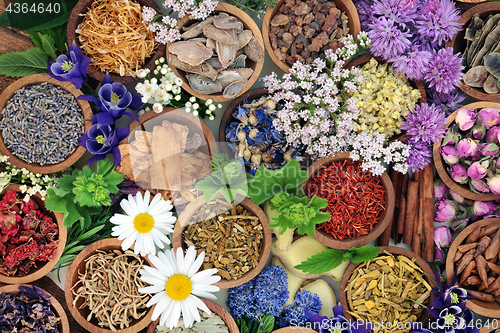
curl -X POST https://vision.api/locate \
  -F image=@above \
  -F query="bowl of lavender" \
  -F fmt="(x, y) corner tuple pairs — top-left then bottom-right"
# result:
(0, 284), (69, 333)
(219, 87), (305, 175)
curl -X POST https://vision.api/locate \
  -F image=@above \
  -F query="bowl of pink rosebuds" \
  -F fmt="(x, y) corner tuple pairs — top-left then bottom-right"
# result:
(433, 102), (500, 201)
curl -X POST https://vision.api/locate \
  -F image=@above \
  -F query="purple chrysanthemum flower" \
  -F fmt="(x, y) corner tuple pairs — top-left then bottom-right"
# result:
(353, 0), (374, 31)
(372, 0), (419, 27)
(390, 45), (431, 80)
(425, 48), (464, 94)
(427, 87), (466, 116)
(368, 17), (412, 59)
(400, 103), (447, 144)
(415, 0), (462, 49)
(407, 139), (433, 173)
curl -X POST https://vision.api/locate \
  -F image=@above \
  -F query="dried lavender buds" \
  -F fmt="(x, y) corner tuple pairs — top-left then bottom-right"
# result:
(0, 82), (84, 165)
(184, 200), (264, 280)
(71, 249), (151, 331)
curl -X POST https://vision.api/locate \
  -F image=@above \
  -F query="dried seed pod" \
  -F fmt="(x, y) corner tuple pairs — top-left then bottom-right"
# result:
(454, 250), (464, 262)
(476, 254), (489, 287)
(485, 276), (500, 293)
(460, 261), (476, 285)
(484, 224), (500, 237)
(485, 229), (500, 260)
(463, 66), (489, 87)
(479, 276), (496, 291)
(457, 249), (475, 275)
(458, 242), (478, 253)
(475, 236), (491, 257)
(467, 289), (495, 302)
(467, 276), (482, 285)
(467, 228), (481, 244)
(488, 262), (500, 275)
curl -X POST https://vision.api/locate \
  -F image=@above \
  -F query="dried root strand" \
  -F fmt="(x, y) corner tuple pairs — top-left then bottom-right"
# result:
(72, 249), (151, 331)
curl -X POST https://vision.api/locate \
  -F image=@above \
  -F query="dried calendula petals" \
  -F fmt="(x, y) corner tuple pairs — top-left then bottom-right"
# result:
(76, 0), (157, 77)
(184, 201), (264, 280)
(345, 252), (432, 333)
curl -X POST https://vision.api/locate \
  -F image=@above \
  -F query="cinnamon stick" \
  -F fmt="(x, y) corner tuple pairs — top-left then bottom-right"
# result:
(403, 180), (419, 245)
(396, 174), (409, 237)
(380, 169), (400, 246)
(422, 163), (435, 262)
(412, 171), (423, 255)
(391, 171), (405, 241)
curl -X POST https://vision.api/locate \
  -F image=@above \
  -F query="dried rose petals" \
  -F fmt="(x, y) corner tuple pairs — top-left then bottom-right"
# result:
(0, 285), (60, 332)
(0, 190), (59, 277)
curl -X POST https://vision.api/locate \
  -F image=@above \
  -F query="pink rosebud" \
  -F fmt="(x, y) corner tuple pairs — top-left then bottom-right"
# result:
(440, 145), (459, 165)
(434, 179), (448, 199)
(472, 121), (487, 140)
(449, 189), (464, 203)
(455, 108), (477, 131)
(434, 246), (444, 265)
(435, 198), (458, 222)
(487, 175), (500, 195)
(480, 143), (500, 157)
(434, 226), (452, 248)
(450, 164), (468, 184)
(471, 179), (491, 193)
(485, 126), (500, 143)
(442, 127), (460, 146)
(457, 138), (478, 159)
(468, 160), (489, 180)
(451, 218), (469, 232)
(478, 108), (500, 129)
(473, 201), (497, 216)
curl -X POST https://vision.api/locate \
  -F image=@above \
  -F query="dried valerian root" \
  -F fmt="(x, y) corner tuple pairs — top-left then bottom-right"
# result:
(345, 251), (432, 333)
(71, 249), (151, 331)
(184, 200), (264, 280)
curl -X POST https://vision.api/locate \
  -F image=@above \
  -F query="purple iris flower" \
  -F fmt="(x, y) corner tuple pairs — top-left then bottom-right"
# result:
(47, 42), (90, 89)
(78, 115), (130, 166)
(78, 74), (142, 125)
(306, 304), (372, 333)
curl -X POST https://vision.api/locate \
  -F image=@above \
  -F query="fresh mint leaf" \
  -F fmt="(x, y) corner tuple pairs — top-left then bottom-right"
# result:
(0, 47), (48, 77)
(28, 32), (43, 49)
(294, 248), (345, 274)
(261, 315), (274, 333)
(349, 245), (381, 263)
(38, 32), (57, 59)
(247, 160), (307, 205)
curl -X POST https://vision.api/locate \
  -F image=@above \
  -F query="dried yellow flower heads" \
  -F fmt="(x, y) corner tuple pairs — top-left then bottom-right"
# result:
(349, 58), (421, 137)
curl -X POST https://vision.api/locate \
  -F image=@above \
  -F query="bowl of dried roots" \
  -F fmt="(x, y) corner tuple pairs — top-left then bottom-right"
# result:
(64, 238), (153, 333)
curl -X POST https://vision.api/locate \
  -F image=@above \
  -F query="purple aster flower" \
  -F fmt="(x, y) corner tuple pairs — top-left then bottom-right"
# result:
(415, 0), (462, 50)
(407, 139), (433, 173)
(352, 0), (374, 31)
(77, 73), (142, 126)
(78, 115), (130, 166)
(47, 42), (91, 90)
(390, 45), (431, 80)
(400, 103), (447, 144)
(372, 0), (419, 27)
(368, 17), (412, 59)
(427, 87), (466, 116)
(306, 304), (372, 333)
(425, 48), (464, 94)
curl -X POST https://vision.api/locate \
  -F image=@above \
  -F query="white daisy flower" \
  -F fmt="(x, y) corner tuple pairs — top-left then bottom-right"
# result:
(111, 191), (176, 256)
(139, 247), (221, 329)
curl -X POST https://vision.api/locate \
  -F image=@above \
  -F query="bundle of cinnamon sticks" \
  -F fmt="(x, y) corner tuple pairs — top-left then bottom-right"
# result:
(379, 162), (435, 262)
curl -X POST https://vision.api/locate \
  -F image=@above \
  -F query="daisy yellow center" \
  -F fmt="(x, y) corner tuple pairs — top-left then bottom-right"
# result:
(133, 213), (154, 233)
(165, 274), (192, 301)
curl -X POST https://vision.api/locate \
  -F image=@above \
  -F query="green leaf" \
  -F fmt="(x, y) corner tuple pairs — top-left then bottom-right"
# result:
(0, 47), (48, 77)
(75, 224), (106, 242)
(0, 0), (78, 31)
(38, 32), (57, 59)
(247, 160), (307, 205)
(349, 245), (381, 264)
(55, 254), (77, 265)
(261, 315), (274, 333)
(61, 245), (86, 255)
(57, 175), (76, 192)
(63, 199), (85, 227)
(43, 24), (67, 52)
(28, 32), (43, 49)
(294, 248), (346, 274)
(45, 188), (69, 214)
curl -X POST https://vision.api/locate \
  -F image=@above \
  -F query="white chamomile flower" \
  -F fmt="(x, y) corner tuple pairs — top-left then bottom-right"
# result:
(111, 191), (176, 256)
(139, 246), (221, 329)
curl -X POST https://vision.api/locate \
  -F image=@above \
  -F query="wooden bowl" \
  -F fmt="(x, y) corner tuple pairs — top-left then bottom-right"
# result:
(446, 218), (500, 318)
(120, 106), (217, 206)
(172, 195), (272, 289)
(167, 2), (265, 102)
(0, 74), (91, 174)
(433, 102), (500, 201)
(146, 299), (239, 333)
(64, 238), (154, 333)
(303, 152), (395, 250)
(0, 185), (66, 284)
(0, 284), (70, 333)
(339, 246), (434, 324)
(480, 326), (499, 333)
(67, 0), (165, 85)
(448, 3), (500, 101)
(262, 0), (360, 73)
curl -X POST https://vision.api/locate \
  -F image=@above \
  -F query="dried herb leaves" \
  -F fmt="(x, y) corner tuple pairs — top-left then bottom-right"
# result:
(184, 201), (263, 280)
(71, 249), (151, 331)
(155, 309), (229, 333)
(345, 251), (432, 333)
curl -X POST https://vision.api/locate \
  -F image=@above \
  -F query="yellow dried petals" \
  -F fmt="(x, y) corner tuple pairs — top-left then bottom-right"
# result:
(347, 58), (420, 137)
(76, 0), (157, 77)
